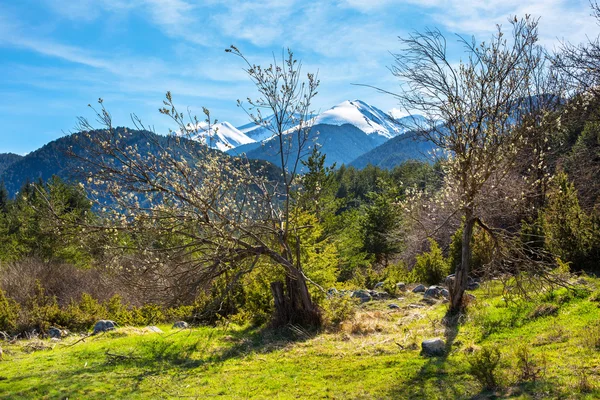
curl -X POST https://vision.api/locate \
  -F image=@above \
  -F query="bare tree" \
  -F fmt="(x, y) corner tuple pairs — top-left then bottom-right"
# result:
(385, 16), (562, 312)
(553, 1), (600, 96)
(71, 48), (322, 327)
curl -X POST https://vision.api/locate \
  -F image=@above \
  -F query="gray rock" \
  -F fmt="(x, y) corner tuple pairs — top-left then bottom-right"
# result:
(48, 327), (63, 339)
(412, 284), (426, 293)
(374, 282), (385, 289)
(421, 338), (446, 356)
(351, 289), (372, 303)
(146, 326), (163, 333)
(420, 297), (438, 306)
(92, 320), (116, 335)
(173, 321), (189, 329)
(327, 288), (339, 297)
(388, 303), (400, 309)
(467, 282), (480, 291)
(440, 288), (450, 299)
(396, 282), (406, 292)
(424, 285), (442, 298)
(445, 274), (455, 287)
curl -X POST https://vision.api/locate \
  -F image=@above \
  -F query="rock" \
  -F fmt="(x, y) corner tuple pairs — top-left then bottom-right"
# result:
(396, 282), (406, 292)
(146, 326), (163, 333)
(440, 288), (450, 299)
(374, 282), (385, 289)
(351, 289), (372, 303)
(424, 285), (442, 298)
(412, 284), (426, 293)
(48, 327), (63, 339)
(421, 338), (446, 356)
(327, 288), (339, 297)
(173, 321), (189, 329)
(467, 281), (480, 291)
(445, 274), (455, 287)
(420, 297), (438, 306)
(92, 320), (116, 335)
(388, 303), (400, 309)
(369, 290), (390, 300)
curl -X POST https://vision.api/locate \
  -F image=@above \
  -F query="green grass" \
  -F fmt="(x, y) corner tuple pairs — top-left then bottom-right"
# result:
(1, 279), (599, 399)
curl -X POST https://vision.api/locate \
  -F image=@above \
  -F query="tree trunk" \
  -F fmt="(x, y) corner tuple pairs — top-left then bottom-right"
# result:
(450, 209), (475, 313)
(270, 267), (321, 328)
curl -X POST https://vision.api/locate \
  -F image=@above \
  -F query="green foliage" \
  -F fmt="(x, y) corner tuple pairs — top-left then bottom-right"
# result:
(541, 172), (595, 268)
(360, 180), (401, 265)
(468, 345), (502, 390)
(0, 287), (20, 332)
(514, 344), (546, 382)
(411, 239), (450, 285)
(322, 295), (358, 329)
(0, 176), (95, 265)
(447, 224), (494, 276)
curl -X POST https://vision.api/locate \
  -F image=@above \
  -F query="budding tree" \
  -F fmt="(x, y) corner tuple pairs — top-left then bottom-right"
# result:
(387, 16), (561, 312)
(72, 48), (322, 327)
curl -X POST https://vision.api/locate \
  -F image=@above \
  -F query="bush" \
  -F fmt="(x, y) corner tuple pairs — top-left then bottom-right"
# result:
(323, 295), (358, 330)
(468, 345), (502, 390)
(0, 288), (19, 332)
(514, 344), (546, 382)
(411, 239), (450, 285)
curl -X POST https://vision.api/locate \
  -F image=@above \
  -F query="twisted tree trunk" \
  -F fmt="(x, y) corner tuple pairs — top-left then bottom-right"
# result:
(450, 208), (475, 313)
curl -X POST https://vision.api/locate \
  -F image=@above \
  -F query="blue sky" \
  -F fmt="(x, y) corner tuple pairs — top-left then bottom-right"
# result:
(1, 0), (598, 154)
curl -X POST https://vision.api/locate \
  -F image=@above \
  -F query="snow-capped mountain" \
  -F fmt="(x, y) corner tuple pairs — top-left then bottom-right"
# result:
(183, 121), (256, 152)
(313, 100), (410, 139)
(237, 113), (307, 142)
(229, 99), (425, 169)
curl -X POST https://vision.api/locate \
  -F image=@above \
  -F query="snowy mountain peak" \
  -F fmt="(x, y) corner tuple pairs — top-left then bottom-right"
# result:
(313, 100), (410, 139)
(180, 121), (256, 152)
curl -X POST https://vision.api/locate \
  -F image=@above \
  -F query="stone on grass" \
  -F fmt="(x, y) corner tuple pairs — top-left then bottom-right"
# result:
(424, 286), (442, 298)
(412, 284), (426, 293)
(467, 281), (480, 291)
(48, 327), (64, 339)
(421, 338), (446, 356)
(146, 326), (163, 333)
(440, 288), (450, 299)
(388, 303), (400, 309)
(173, 321), (189, 329)
(396, 282), (406, 292)
(351, 289), (372, 303)
(93, 320), (116, 335)
(374, 282), (385, 289)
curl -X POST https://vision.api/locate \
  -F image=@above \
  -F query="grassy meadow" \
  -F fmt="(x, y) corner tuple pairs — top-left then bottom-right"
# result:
(1, 278), (599, 399)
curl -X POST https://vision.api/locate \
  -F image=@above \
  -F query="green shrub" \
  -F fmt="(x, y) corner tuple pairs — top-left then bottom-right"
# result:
(322, 295), (358, 329)
(468, 345), (502, 390)
(514, 344), (546, 382)
(0, 288), (20, 332)
(411, 239), (450, 285)
(105, 295), (134, 326)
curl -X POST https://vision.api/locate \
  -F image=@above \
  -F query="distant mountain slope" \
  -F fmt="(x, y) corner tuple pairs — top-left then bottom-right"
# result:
(0, 129), (279, 197)
(349, 130), (437, 169)
(237, 113), (306, 142)
(0, 153), (23, 175)
(312, 100), (412, 138)
(180, 122), (256, 151)
(230, 100), (422, 169)
(241, 124), (388, 169)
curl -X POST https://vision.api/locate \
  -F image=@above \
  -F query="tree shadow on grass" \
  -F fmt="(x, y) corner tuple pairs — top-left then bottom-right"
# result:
(0, 323), (317, 399)
(386, 310), (481, 399)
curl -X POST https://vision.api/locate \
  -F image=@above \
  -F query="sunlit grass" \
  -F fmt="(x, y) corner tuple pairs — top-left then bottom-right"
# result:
(1, 278), (599, 399)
